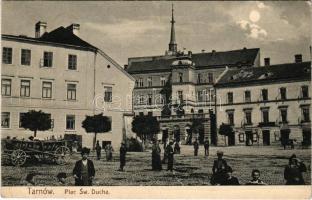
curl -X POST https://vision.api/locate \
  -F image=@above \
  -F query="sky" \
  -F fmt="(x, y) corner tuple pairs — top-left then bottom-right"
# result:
(2, 1), (311, 66)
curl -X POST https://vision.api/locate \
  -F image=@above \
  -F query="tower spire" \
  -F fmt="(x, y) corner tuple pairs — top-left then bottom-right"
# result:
(168, 4), (177, 54)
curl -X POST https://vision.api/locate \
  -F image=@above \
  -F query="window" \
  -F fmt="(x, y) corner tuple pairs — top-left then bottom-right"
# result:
(138, 95), (144, 105)
(1, 79), (11, 96)
(245, 111), (252, 125)
(21, 49), (31, 65)
(178, 91), (183, 102)
(160, 94), (165, 104)
(198, 109), (204, 114)
(42, 82), (52, 98)
(66, 115), (75, 130)
(245, 90), (251, 102)
(1, 112), (10, 128)
(148, 94), (152, 105)
(302, 106), (310, 122)
(301, 86), (309, 98)
(138, 78), (143, 87)
(197, 91), (203, 102)
(19, 113), (26, 128)
(2, 47), (12, 64)
(280, 87), (287, 100)
(20, 80), (30, 97)
(148, 112), (153, 116)
(197, 74), (201, 84)
(68, 54), (77, 70)
(227, 92), (233, 104)
(280, 108), (288, 123)
(147, 77), (152, 87)
(239, 133), (245, 142)
(228, 112), (234, 125)
(161, 76), (166, 86)
(139, 112), (144, 116)
(67, 84), (76, 100)
(104, 86), (112, 102)
(179, 73), (183, 83)
(261, 89), (268, 101)
(208, 73), (213, 83)
(262, 109), (269, 123)
(43, 51), (53, 67)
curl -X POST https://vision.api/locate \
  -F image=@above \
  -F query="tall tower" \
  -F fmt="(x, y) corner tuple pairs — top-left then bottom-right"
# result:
(168, 4), (177, 54)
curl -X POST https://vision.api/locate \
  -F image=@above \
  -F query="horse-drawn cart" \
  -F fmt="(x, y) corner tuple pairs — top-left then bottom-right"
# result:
(1, 138), (71, 166)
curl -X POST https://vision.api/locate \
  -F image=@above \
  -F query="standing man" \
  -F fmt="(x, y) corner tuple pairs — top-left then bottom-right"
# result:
(118, 142), (127, 171)
(166, 141), (174, 172)
(193, 139), (199, 156)
(152, 140), (162, 171)
(105, 143), (113, 161)
(95, 141), (101, 160)
(204, 139), (209, 156)
(73, 147), (95, 186)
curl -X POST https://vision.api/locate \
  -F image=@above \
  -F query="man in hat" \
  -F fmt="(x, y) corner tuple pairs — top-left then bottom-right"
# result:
(211, 150), (228, 185)
(73, 147), (95, 186)
(95, 140), (102, 160)
(166, 141), (174, 172)
(119, 141), (127, 171)
(152, 139), (162, 171)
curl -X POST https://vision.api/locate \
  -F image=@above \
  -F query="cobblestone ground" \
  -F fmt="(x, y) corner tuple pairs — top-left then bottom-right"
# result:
(1, 145), (311, 186)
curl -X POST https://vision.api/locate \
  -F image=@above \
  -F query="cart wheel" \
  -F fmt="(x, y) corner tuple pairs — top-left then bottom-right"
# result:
(11, 149), (27, 166)
(54, 146), (70, 165)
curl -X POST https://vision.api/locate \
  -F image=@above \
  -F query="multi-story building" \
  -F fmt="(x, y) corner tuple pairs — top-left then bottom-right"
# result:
(214, 56), (311, 146)
(1, 22), (135, 149)
(126, 7), (260, 144)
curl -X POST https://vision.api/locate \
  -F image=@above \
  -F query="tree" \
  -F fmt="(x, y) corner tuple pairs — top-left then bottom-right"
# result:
(82, 113), (111, 149)
(218, 123), (234, 146)
(131, 115), (160, 147)
(20, 110), (52, 137)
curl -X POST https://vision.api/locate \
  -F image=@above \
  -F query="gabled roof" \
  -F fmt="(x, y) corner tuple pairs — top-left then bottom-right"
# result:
(215, 61), (311, 87)
(127, 48), (260, 73)
(39, 26), (96, 50)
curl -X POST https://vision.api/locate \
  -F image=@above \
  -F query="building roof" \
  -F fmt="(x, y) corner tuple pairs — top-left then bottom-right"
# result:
(39, 26), (96, 50)
(127, 48), (260, 73)
(215, 61), (311, 87)
(2, 26), (96, 51)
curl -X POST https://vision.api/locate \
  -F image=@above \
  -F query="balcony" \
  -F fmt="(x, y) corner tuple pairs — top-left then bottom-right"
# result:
(258, 122), (276, 127)
(157, 113), (209, 121)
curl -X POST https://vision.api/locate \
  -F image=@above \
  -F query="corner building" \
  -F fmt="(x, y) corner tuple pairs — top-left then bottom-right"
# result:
(1, 22), (135, 149)
(126, 8), (260, 144)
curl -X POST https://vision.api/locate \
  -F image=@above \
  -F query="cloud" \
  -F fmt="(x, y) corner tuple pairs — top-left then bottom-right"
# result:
(84, 19), (166, 40)
(237, 20), (267, 39)
(256, 2), (268, 9)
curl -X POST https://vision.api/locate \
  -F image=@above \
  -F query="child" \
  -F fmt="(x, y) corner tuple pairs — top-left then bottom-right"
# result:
(56, 172), (67, 185)
(246, 169), (266, 185)
(73, 147), (95, 186)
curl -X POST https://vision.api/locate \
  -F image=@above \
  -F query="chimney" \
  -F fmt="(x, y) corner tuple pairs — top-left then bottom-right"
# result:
(264, 57), (270, 66)
(212, 49), (216, 53)
(295, 54), (302, 63)
(35, 21), (47, 38)
(188, 51), (192, 57)
(67, 23), (80, 36)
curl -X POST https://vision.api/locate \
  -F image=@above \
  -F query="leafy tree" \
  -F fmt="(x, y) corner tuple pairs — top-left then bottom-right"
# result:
(160, 74), (172, 117)
(20, 110), (51, 137)
(219, 123), (234, 146)
(131, 115), (160, 147)
(82, 113), (111, 149)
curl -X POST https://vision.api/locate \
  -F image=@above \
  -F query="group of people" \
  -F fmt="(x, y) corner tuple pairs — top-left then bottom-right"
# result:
(95, 141), (113, 161)
(21, 140), (308, 186)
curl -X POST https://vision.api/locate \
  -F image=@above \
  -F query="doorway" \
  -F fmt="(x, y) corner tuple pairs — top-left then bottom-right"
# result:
(245, 131), (253, 146)
(262, 130), (270, 145)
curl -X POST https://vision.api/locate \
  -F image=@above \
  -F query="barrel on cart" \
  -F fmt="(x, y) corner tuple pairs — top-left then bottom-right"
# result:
(1, 138), (71, 166)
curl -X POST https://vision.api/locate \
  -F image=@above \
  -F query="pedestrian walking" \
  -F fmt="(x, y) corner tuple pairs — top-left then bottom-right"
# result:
(246, 169), (266, 185)
(204, 139), (209, 156)
(193, 139), (199, 156)
(73, 147), (95, 186)
(166, 141), (174, 172)
(118, 142), (127, 171)
(152, 140), (162, 171)
(174, 141), (180, 154)
(284, 154), (307, 185)
(221, 166), (239, 185)
(95, 141), (101, 160)
(211, 150), (228, 185)
(105, 143), (113, 161)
